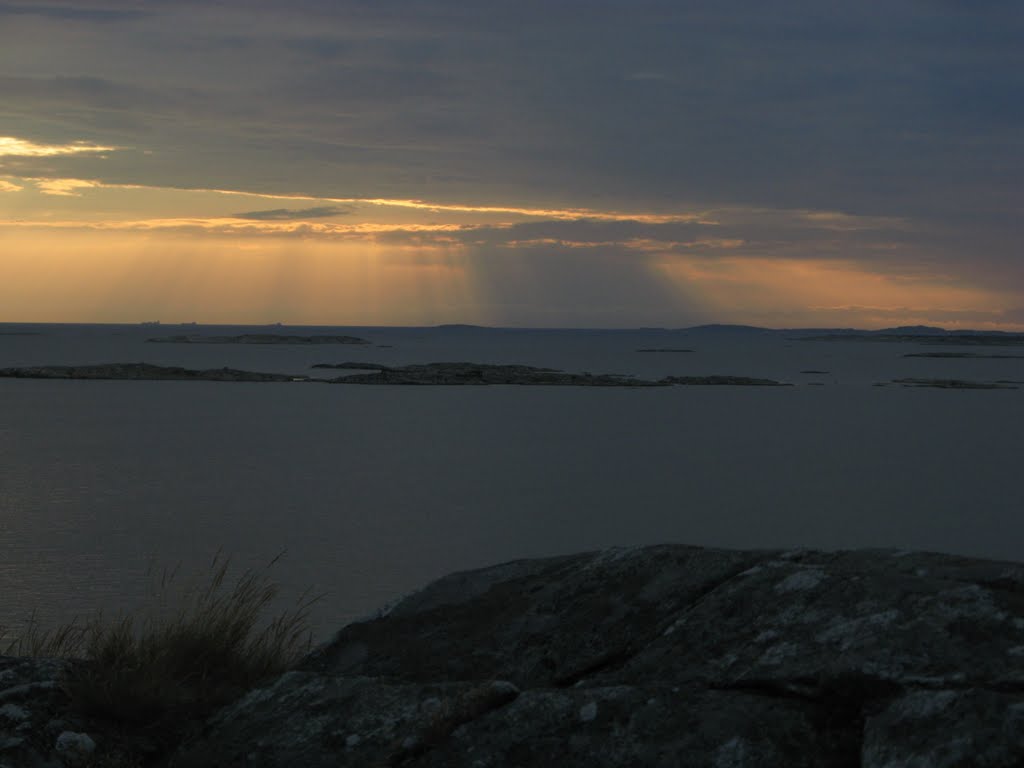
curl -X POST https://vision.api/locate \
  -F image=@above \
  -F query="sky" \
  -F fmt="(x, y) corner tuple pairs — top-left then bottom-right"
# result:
(0, 1), (1021, 329)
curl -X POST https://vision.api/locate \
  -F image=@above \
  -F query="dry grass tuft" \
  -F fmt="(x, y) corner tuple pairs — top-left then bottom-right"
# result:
(3, 552), (317, 734)
(1, 611), (88, 658)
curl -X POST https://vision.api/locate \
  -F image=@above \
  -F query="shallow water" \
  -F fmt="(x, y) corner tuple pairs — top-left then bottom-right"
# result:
(1, 324), (1022, 641)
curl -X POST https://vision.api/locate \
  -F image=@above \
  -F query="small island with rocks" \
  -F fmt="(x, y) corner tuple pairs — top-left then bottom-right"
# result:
(635, 348), (695, 353)
(887, 377), (1019, 389)
(313, 362), (657, 386)
(0, 363), (303, 383)
(662, 375), (789, 386)
(0, 361), (794, 387)
(314, 362), (791, 386)
(904, 352), (1024, 359)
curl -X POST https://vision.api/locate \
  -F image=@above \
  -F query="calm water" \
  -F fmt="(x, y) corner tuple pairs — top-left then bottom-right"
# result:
(2, 324), (1022, 641)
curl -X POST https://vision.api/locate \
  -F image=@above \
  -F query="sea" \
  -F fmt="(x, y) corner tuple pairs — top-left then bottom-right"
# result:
(1, 323), (1022, 642)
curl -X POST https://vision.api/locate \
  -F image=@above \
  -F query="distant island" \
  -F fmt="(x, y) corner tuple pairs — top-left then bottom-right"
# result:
(802, 332), (1024, 346)
(314, 362), (654, 386)
(881, 378), (1019, 390)
(904, 351), (1024, 359)
(0, 363), (301, 382)
(661, 375), (787, 386)
(147, 334), (370, 345)
(313, 362), (792, 386)
(0, 362), (790, 387)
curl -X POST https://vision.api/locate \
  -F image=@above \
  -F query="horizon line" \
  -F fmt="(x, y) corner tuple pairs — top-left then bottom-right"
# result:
(3, 320), (1024, 335)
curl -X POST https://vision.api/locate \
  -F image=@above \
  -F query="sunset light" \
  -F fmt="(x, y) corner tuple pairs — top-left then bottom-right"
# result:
(0, 2), (1020, 330)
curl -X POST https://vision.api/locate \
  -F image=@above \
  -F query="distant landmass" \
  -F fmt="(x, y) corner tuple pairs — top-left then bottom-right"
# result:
(684, 323), (777, 334)
(147, 334), (370, 345)
(0, 363), (299, 382)
(314, 362), (790, 386)
(415, 323), (1024, 340)
(636, 348), (695, 353)
(4, 321), (1024, 337)
(0, 362), (789, 387)
(884, 378), (1019, 390)
(804, 332), (1024, 346)
(314, 362), (655, 386)
(905, 352), (1024, 359)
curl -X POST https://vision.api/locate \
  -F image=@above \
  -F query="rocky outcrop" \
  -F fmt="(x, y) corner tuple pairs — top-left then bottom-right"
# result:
(904, 352), (1024, 359)
(147, 334), (370, 345)
(0, 363), (300, 382)
(0, 656), (180, 767)
(661, 375), (788, 386)
(314, 362), (659, 386)
(0, 656), (70, 767)
(0, 657), (107, 768)
(171, 545), (1024, 767)
(316, 363), (789, 387)
(1, 361), (792, 387)
(888, 378), (1019, 389)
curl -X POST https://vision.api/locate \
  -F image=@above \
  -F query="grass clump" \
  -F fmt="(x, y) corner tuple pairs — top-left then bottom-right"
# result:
(1, 611), (88, 658)
(3, 553), (316, 732)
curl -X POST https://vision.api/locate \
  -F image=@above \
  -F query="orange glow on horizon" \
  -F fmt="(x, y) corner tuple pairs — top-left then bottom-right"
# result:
(0, 230), (476, 326)
(0, 168), (1018, 330)
(653, 255), (1022, 330)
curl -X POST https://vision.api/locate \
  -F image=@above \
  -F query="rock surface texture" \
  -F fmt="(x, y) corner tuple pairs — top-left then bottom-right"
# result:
(0, 657), (108, 768)
(171, 545), (1024, 767)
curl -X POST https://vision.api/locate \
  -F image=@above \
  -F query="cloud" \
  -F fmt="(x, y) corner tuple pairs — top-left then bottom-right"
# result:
(0, 215), (469, 240)
(230, 205), (350, 220)
(0, 3), (1017, 227)
(0, 136), (119, 158)
(34, 178), (102, 196)
(0, 0), (1020, 324)
(0, 179), (22, 192)
(0, 3), (149, 22)
(0, 175), (927, 267)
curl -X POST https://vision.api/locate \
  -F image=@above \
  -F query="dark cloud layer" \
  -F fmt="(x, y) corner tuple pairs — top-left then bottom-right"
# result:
(0, 3), (149, 22)
(230, 206), (349, 221)
(2, 2), (1017, 211)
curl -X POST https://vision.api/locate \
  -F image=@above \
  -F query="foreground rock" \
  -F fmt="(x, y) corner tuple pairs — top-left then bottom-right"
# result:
(173, 545), (1024, 767)
(147, 334), (370, 345)
(0, 656), (175, 766)
(0, 657), (129, 768)
(0, 656), (73, 767)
